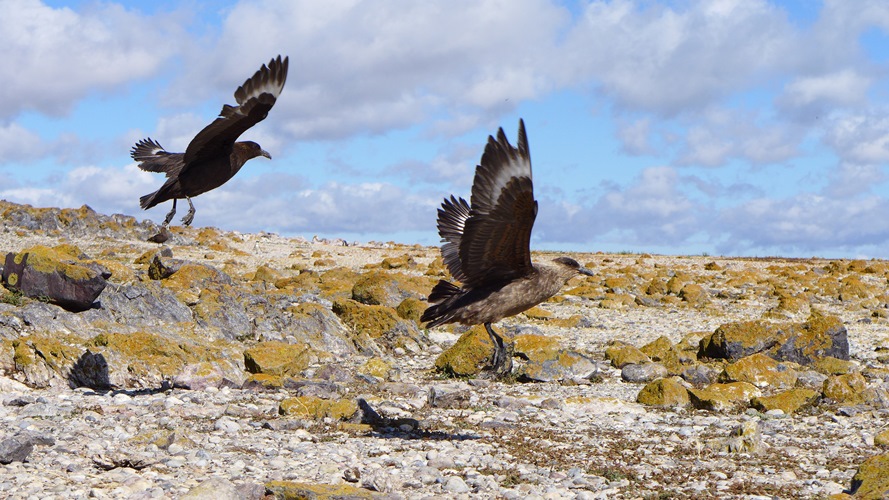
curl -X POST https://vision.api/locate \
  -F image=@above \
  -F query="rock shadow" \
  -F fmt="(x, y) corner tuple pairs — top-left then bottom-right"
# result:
(358, 398), (481, 442)
(67, 350), (169, 396)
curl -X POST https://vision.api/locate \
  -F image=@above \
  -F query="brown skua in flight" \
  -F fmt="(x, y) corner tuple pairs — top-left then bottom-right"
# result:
(132, 55), (289, 228)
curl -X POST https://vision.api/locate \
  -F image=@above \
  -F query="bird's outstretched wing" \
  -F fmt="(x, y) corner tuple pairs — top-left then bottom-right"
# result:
(440, 119), (537, 288)
(436, 195), (472, 283)
(131, 138), (185, 178)
(183, 55), (289, 169)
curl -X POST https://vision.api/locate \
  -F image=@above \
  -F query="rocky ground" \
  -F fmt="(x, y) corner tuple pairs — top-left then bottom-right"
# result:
(0, 200), (888, 499)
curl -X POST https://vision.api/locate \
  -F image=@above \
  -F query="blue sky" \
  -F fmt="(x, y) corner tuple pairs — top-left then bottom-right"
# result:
(2, 0), (889, 258)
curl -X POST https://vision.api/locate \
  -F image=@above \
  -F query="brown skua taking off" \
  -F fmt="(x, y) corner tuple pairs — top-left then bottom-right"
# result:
(132, 55), (289, 227)
(421, 119), (594, 377)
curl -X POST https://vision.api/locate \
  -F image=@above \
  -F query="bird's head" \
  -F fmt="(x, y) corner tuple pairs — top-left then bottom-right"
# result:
(237, 141), (272, 160)
(551, 256), (595, 281)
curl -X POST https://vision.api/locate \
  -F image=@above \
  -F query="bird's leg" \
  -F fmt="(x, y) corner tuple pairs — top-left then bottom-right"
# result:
(180, 197), (196, 226)
(483, 322), (513, 378)
(162, 199), (177, 227)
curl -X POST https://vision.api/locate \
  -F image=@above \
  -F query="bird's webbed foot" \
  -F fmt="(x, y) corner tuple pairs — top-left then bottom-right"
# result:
(162, 199), (177, 227)
(180, 197), (195, 226)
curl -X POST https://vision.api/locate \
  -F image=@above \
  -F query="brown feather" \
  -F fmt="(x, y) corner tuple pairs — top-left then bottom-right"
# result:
(454, 119), (535, 288)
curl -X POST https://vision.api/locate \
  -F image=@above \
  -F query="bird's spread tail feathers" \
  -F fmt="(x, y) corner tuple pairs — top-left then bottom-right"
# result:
(427, 280), (461, 304)
(421, 280), (463, 328)
(140, 191), (158, 210)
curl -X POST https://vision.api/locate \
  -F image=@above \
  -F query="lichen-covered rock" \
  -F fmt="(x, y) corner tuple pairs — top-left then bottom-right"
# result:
(636, 378), (690, 407)
(251, 265), (281, 284)
(2, 245), (111, 311)
(280, 302), (356, 357)
(750, 388), (819, 414)
(875, 429), (889, 447)
(772, 310), (849, 365)
(278, 396), (358, 420)
(679, 283), (707, 305)
(147, 253), (182, 280)
(318, 267), (360, 301)
(698, 320), (785, 361)
(380, 254), (417, 269)
(640, 336), (674, 360)
(849, 452), (889, 499)
(395, 297), (425, 323)
(244, 341), (326, 377)
(719, 353), (798, 389)
(351, 270), (429, 307)
(242, 373), (285, 390)
(360, 357), (392, 379)
(688, 382), (760, 412)
(0, 201), (159, 240)
(722, 420), (761, 453)
(434, 325), (496, 377)
(332, 299), (424, 354)
(265, 481), (374, 500)
(812, 356), (857, 375)
(769, 288), (810, 315)
(10, 334), (81, 388)
(519, 350), (598, 383)
(699, 311), (849, 365)
(514, 334), (561, 362)
(523, 306), (553, 320)
(822, 372), (867, 404)
(91, 282), (194, 328)
(604, 342), (650, 368)
(73, 332), (226, 389)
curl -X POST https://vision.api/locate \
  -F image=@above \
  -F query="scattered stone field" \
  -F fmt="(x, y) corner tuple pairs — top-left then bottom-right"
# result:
(0, 200), (887, 499)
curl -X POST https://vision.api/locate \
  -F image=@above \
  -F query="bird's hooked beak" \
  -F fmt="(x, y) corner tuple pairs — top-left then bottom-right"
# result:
(578, 266), (595, 277)
(260, 149), (271, 159)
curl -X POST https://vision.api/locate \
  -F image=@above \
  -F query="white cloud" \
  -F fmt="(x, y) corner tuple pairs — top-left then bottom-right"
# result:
(777, 69), (872, 120)
(616, 118), (654, 155)
(563, 0), (796, 115)
(824, 113), (889, 164)
(0, 123), (43, 162)
(0, 0), (183, 119)
(823, 162), (886, 198)
(536, 166), (704, 245)
(190, 176), (441, 236)
(674, 108), (804, 167)
(165, 0), (569, 140)
(781, 70), (871, 109)
(717, 193), (889, 254)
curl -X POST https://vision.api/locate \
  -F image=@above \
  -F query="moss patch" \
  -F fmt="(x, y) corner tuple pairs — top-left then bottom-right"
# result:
(434, 325), (493, 376)
(636, 378), (690, 407)
(514, 334), (561, 362)
(850, 452), (889, 499)
(265, 481), (374, 500)
(822, 372), (867, 404)
(719, 353), (798, 389)
(750, 388), (819, 414)
(278, 396), (358, 420)
(88, 332), (215, 378)
(604, 342), (650, 368)
(243, 341), (317, 377)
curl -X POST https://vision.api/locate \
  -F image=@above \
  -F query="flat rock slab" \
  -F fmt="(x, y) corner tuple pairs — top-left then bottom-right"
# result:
(2, 245), (110, 312)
